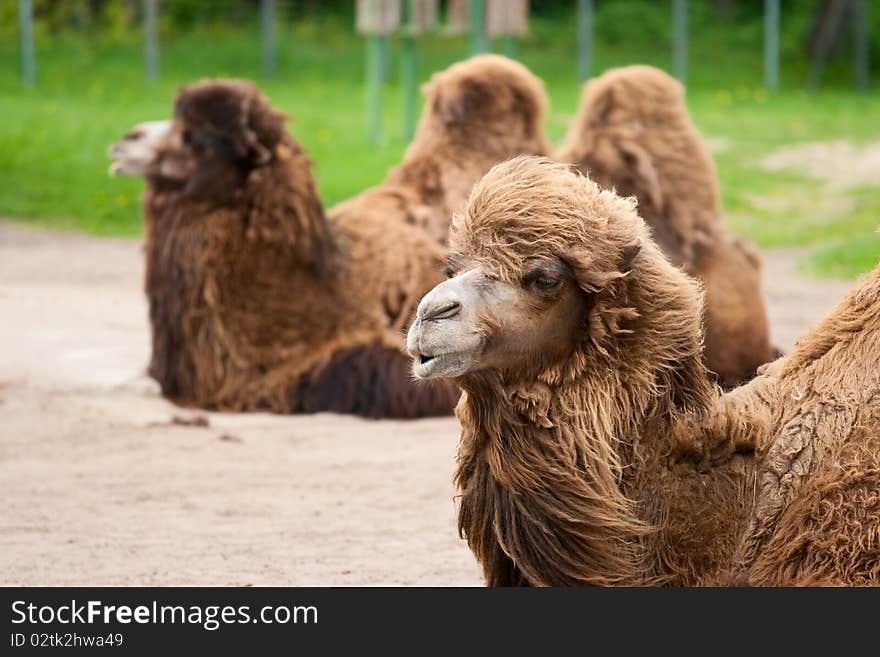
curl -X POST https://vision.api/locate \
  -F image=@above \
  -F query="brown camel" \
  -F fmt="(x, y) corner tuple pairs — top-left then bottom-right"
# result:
(109, 79), (457, 418)
(407, 156), (880, 586)
(556, 65), (777, 387)
(330, 53), (550, 244)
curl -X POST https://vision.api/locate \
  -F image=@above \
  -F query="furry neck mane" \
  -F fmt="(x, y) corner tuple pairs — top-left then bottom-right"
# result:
(454, 250), (729, 586)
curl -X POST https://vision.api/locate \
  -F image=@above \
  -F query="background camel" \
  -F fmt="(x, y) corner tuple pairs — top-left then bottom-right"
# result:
(110, 78), (457, 418)
(556, 65), (777, 388)
(329, 54), (550, 244)
(407, 157), (879, 586)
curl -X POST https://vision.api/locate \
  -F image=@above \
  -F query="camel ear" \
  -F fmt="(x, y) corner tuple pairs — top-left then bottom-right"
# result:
(618, 141), (663, 213)
(563, 242), (642, 350)
(237, 94), (285, 166)
(618, 242), (642, 274)
(563, 241), (641, 294)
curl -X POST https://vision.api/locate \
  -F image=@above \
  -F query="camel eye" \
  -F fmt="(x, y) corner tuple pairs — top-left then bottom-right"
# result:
(442, 256), (463, 279)
(523, 271), (559, 291)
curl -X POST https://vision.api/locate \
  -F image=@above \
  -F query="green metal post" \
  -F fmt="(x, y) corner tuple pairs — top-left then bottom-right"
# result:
(577, 0), (593, 81)
(401, 1), (418, 141)
(853, 0), (869, 91)
(18, 0), (35, 87)
(503, 34), (517, 59)
(764, 0), (779, 89)
(470, 0), (487, 56)
(261, 0), (277, 78)
(367, 34), (383, 144)
(672, 0), (687, 83)
(378, 34), (390, 82)
(144, 0), (158, 83)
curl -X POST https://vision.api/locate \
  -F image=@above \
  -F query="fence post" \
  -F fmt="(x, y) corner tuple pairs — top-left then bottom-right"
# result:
(577, 0), (593, 81)
(18, 0), (35, 87)
(853, 0), (869, 91)
(763, 0), (779, 89)
(144, 0), (159, 83)
(470, 0), (487, 55)
(357, 0), (402, 144)
(401, 0), (418, 141)
(261, 0), (277, 78)
(503, 34), (517, 59)
(672, 0), (687, 83)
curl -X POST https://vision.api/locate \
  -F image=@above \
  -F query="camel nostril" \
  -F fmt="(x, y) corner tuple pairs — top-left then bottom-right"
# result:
(422, 301), (461, 322)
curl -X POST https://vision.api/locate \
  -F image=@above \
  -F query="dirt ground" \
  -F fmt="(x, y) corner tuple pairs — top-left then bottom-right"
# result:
(0, 221), (855, 586)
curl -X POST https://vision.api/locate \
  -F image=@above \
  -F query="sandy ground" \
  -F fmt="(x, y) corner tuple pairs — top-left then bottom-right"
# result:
(0, 221), (855, 586)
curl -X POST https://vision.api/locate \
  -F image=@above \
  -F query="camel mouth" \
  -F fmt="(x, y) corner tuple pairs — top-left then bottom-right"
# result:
(106, 120), (172, 178)
(411, 349), (474, 380)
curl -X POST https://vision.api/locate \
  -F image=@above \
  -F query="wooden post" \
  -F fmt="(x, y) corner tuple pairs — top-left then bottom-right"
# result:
(401, 0), (418, 141)
(485, 0), (527, 59)
(18, 0), (35, 87)
(470, 0), (488, 56)
(261, 0), (277, 78)
(853, 0), (869, 91)
(144, 0), (159, 83)
(672, 0), (687, 83)
(357, 0), (402, 144)
(577, 0), (593, 81)
(763, 0), (779, 89)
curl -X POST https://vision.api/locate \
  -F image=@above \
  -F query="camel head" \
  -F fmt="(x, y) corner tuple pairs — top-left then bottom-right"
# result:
(107, 120), (172, 177)
(108, 79), (290, 203)
(408, 156), (672, 384)
(418, 54), (549, 153)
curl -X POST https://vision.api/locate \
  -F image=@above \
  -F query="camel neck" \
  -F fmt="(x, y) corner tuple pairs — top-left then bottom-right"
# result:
(452, 266), (736, 586)
(454, 364), (674, 586)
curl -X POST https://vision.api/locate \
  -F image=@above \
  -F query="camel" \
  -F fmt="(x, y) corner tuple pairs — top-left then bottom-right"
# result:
(407, 156), (880, 586)
(556, 65), (777, 387)
(329, 54), (550, 244)
(109, 78), (457, 418)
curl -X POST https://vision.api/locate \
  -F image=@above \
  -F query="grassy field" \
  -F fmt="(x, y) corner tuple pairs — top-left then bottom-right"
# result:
(1, 9), (878, 278)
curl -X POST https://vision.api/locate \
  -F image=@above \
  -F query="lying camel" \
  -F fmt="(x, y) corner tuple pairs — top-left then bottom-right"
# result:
(109, 79), (457, 418)
(407, 156), (880, 585)
(556, 65), (777, 387)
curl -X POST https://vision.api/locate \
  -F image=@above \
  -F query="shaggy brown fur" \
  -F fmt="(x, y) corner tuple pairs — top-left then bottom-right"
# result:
(556, 65), (776, 387)
(329, 54), (550, 244)
(138, 79), (458, 417)
(421, 157), (879, 585)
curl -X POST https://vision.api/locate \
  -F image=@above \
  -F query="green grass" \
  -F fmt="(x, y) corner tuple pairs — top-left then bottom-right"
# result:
(1, 11), (878, 277)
